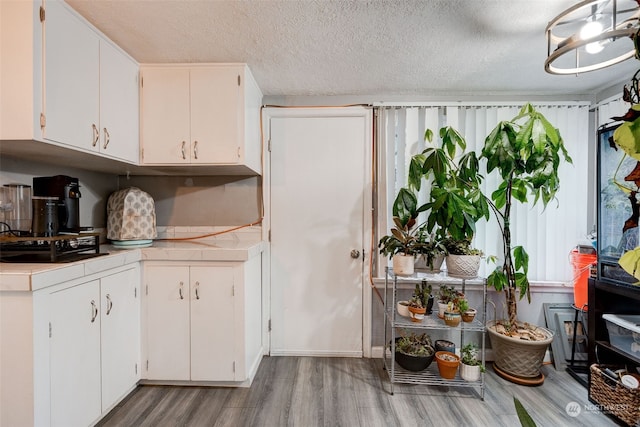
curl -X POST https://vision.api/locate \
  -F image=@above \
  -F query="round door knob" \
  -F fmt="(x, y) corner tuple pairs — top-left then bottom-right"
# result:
(350, 249), (360, 259)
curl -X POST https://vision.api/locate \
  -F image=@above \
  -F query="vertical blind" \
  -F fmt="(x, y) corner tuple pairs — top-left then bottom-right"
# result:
(378, 103), (590, 283)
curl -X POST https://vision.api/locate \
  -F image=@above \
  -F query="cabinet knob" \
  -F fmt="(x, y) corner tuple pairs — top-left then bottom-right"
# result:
(350, 249), (361, 259)
(195, 281), (200, 300)
(193, 140), (198, 160)
(181, 141), (186, 160)
(179, 281), (184, 300)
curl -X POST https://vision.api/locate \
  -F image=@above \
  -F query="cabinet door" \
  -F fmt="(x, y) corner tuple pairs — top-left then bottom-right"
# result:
(44, 0), (100, 151)
(145, 265), (190, 380)
(99, 40), (139, 163)
(101, 268), (140, 411)
(50, 280), (101, 427)
(140, 68), (191, 164)
(190, 266), (236, 381)
(190, 67), (241, 164)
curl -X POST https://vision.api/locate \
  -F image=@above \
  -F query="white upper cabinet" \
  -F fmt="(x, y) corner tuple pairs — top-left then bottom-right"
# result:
(99, 40), (140, 163)
(44, 0), (139, 164)
(44, 0), (100, 153)
(0, 0), (139, 165)
(140, 64), (263, 174)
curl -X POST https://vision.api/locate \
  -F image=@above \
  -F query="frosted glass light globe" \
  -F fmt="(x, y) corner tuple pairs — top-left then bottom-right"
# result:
(580, 21), (604, 40)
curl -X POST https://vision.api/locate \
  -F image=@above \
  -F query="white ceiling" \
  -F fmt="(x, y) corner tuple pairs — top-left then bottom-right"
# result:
(65, 0), (640, 99)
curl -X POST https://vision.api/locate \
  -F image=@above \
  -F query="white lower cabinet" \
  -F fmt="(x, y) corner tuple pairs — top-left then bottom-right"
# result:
(48, 266), (140, 427)
(100, 268), (141, 410)
(49, 280), (102, 427)
(143, 259), (262, 384)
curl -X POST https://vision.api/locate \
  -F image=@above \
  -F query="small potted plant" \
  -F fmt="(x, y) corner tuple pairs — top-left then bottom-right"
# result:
(394, 332), (435, 372)
(437, 284), (463, 319)
(460, 343), (485, 382)
(379, 216), (420, 275)
(405, 127), (490, 279)
(441, 237), (484, 279)
(414, 226), (447, 272)
(434, 339), (455, 354)
(435, 351), (460, 379)
(454, 297), (477, 323)
(407, 298), (426, 322)
(414, 280), (433, 314)
(443, 301), (462, 327)
(396, 300), (410, 317)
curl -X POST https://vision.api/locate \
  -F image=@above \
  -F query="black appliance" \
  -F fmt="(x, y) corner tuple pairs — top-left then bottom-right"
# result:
(0, 232), (105, 263)
(33, 175), (81, 233)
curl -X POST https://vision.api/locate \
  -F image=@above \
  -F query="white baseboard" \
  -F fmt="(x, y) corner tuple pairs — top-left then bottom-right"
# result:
(269, 349), (363, 357)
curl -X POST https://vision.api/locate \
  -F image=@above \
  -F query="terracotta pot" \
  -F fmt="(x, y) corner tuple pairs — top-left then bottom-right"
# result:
(393, 254), (415, 276)
(444, 310), (461, 327)
(461, 308), (477, 323)
(408, 305), (426, 322)
(435, 351), (460, 379)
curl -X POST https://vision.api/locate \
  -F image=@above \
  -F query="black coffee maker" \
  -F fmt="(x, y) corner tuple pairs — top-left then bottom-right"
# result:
(33, 175), (81, 233)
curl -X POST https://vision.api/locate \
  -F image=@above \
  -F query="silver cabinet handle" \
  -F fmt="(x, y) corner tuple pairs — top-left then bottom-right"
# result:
(92, 124), (99, 147)
(195, 281), (200, 300)
(106, 294), (113, 315)
(103, 127), (110, 149)
(179, 281), (184, 299)
(193, 140), (198, 160)
(181, 141), (186, 160)
(90, 300), (98, 323)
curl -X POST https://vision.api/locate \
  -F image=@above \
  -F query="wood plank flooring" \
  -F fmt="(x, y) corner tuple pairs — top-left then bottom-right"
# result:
(97, 357), (618, 427)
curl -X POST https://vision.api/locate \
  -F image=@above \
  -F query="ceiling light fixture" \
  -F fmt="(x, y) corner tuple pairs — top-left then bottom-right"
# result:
(545, 0), (640, 75)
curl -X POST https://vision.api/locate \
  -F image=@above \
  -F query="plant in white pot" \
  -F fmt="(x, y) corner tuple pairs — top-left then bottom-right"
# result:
(378, 216), (419, 275)
(480, 103), (572, 383)
(460, 343), (485, 382)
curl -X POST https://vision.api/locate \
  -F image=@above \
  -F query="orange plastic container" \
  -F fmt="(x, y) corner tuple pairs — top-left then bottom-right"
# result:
(570, 250), (597, 310)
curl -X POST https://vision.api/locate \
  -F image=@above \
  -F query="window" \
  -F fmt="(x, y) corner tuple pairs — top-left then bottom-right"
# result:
(376, 103), (590, 283)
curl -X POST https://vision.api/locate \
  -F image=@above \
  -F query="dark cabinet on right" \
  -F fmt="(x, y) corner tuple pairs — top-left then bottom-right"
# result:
(587, 278), (640, 426)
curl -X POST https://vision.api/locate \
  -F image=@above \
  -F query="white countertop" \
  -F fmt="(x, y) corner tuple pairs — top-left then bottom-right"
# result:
(0, 237), (266, 292)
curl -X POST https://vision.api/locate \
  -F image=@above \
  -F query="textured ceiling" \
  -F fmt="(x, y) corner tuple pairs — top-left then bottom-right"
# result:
(65, 0), (640, 98)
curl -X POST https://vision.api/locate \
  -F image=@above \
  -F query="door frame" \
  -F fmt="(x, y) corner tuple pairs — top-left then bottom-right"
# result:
(262, 106), (373, 358)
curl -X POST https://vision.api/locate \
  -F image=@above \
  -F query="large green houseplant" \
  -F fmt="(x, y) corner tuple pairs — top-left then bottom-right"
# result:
(407, 126), (490, 278)
(480, 103), (572, 381)
(481, 104), (572, 328)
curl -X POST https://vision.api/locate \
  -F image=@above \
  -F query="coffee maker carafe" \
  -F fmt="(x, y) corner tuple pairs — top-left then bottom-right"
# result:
(33, 175), (81, 232)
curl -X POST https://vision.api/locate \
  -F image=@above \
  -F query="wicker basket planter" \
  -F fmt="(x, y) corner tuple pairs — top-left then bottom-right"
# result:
(486, 320), (554, 379)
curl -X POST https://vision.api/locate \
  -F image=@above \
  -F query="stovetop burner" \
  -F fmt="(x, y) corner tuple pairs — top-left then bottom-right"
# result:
(0, 232), (104, 263)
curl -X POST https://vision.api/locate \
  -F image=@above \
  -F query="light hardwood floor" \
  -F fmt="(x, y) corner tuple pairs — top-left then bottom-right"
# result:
(97, 357), (617, 427)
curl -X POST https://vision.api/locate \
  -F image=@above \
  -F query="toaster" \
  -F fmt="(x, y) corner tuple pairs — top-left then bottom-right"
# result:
(107, 187), (157, 242)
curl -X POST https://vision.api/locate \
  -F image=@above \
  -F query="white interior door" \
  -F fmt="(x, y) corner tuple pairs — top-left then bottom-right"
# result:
(269, 108), (371, 357)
